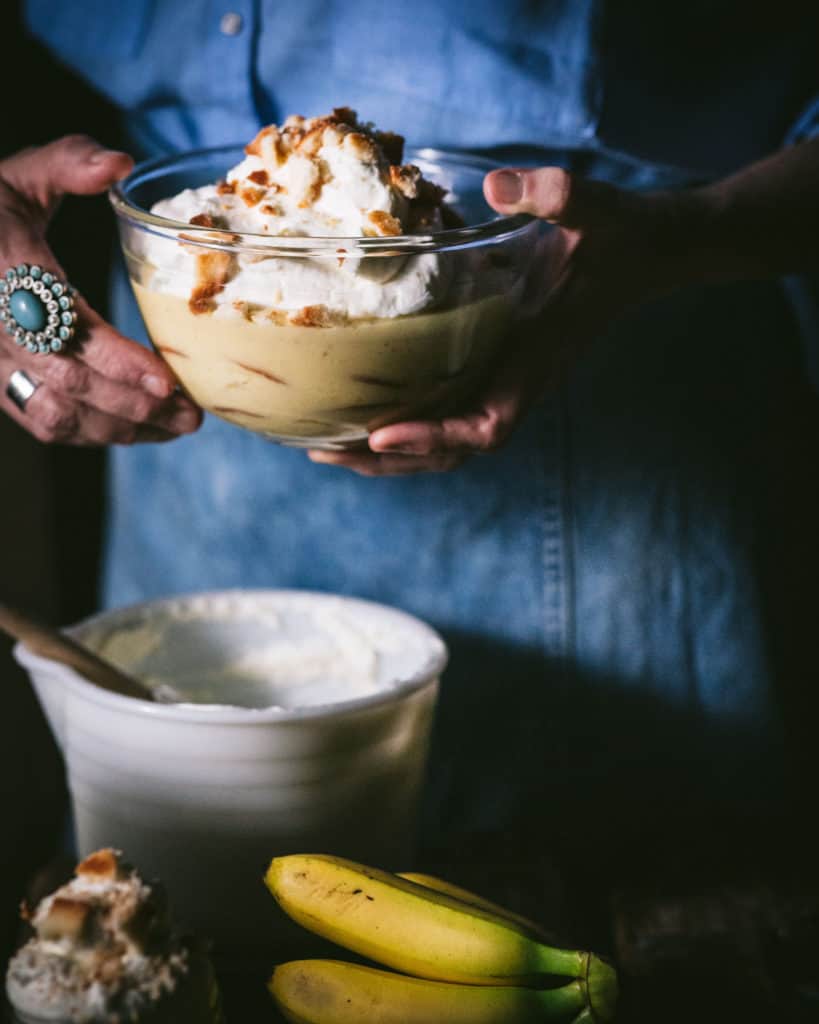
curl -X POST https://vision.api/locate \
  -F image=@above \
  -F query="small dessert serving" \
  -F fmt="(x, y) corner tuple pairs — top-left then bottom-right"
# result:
(5, 849), (221, 1024)
(111, 107), (539, 448)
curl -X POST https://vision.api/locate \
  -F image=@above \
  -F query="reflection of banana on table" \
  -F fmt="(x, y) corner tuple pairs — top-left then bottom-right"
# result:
(265, 853), (618, 1023)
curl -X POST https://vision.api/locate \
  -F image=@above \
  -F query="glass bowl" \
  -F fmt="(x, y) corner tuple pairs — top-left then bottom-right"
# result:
(110, 146), (539, 449)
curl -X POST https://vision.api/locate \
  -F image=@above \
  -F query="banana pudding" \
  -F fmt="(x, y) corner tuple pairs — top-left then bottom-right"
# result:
(112, 109), (537, 447)
(5, 849), (220, 1024)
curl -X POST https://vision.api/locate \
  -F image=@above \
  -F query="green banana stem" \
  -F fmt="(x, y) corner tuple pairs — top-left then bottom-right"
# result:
(534, 952), (617, 1022)
(534, 980), (588, 1020)
(583, 954), (619, 1023)
(534, 944), (588, 979)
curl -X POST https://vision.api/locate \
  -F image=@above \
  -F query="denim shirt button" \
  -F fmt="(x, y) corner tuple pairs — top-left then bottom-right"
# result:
(219, 11), (243, 36)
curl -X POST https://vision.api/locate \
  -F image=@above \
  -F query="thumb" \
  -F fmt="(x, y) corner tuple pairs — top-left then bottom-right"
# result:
(0, 134), (133, 213)
(483, 166), (621, 228)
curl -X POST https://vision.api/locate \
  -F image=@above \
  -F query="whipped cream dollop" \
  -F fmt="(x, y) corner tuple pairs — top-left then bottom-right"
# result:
(144, 107), (453, 322)
(5, 849), (216, 1024)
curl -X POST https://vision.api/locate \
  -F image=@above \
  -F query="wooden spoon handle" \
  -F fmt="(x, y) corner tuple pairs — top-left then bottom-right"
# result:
(0, 603), (152, 701)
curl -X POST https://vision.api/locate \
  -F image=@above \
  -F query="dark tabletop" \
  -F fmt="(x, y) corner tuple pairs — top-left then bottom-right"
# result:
(5, 825), (819, 1024)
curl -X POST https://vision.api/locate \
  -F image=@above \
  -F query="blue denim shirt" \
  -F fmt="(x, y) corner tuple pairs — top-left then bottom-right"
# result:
(25, 0), (819, 851)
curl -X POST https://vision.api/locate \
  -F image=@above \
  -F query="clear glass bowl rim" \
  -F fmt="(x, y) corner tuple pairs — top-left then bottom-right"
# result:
(108, 144), (534, 258)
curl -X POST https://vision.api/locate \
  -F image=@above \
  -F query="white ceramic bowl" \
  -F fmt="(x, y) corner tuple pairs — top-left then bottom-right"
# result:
(14, 590), (446, 960)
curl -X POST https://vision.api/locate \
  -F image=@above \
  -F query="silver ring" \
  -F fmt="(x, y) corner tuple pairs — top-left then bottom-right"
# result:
(6, 369), (40, 412)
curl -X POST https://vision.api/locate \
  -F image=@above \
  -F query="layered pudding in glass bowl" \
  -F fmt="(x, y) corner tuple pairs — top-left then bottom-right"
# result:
(110, 108), (539, 449)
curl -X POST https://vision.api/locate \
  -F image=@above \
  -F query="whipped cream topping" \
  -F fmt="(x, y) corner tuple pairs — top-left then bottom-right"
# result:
(5, 850), (212, 1024)
(143, 108), (453, 322)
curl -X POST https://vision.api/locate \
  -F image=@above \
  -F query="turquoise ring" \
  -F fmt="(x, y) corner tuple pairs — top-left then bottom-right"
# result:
(0, 263), (78, 354)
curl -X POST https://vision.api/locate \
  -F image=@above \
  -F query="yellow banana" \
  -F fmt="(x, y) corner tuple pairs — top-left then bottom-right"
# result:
(265, 854), (617, 1022)
(398, 872), (552, 941)
(269, 959), (586, 1024)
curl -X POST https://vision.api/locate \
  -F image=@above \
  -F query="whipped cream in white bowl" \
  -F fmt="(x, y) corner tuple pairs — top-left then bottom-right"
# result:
(14, 590), (446, 963)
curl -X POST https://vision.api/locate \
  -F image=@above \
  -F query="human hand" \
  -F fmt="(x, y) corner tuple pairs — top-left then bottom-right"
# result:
(309, 166), (686, 476)
(0, 135), (202, 445)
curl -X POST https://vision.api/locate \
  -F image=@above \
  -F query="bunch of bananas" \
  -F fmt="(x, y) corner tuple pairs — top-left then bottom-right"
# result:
(265, 854), (618, 1024)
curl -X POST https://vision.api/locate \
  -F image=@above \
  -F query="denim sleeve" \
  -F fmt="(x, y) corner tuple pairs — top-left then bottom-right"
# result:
(781, 93), (819, 393)
(786, 94), (819, 143)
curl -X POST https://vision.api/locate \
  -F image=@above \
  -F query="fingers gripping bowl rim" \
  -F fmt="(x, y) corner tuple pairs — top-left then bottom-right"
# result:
(109, 146), (541, 449)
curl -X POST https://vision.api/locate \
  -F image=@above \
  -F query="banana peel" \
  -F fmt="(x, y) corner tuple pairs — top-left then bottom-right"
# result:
(265, 854), (618, 1022)
(269, 960), (589, 1024)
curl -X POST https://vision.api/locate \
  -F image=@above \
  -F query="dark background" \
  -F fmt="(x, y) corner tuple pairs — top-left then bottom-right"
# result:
(0, 2), (124, 965)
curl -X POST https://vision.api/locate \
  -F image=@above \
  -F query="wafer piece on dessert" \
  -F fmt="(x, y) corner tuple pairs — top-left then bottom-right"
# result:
(5, 849), (221, 1024)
